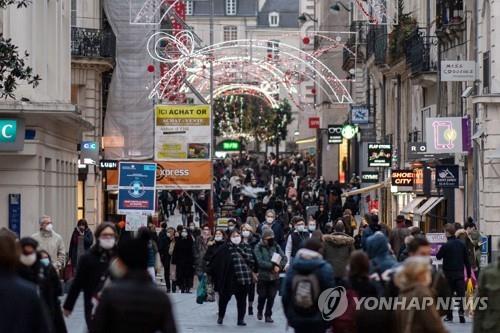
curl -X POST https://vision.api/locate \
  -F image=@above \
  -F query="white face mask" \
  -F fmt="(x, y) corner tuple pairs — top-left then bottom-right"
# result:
(266, 217), (274, 224)
(296, 225), (305, 232)
(308, 224), (316, 231)
(242, 230), (251, 238)
(214, 235), (223, 242)
(44, 223), (53, 232)
(231, 236), (242, 245)
(20, 253), (37, 266)
(228, 226), (235, 231)
(99, 237), (115, 250)
(181, 231), (188, 238)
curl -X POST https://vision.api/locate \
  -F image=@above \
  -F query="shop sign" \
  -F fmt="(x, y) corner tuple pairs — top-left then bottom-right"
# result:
(435, 165), (459, 188)
(427, 233), (447, 265)
(425, 117), (464, 154)
(0, 118), (25, 151)
(391, 170), (415, 187)
(155, 105), (211, 161)
(407, 142), (437, 160)
(308, 117), (320, 129)
(361, 171), (379, 183)
(441, 61), (476, 81)
(351, 105), (369, 124)
(118, 162), (157, 213)
(368, 143), (392, 167)
(99, 160), (118, 170)
(327, 125), (343, 144)
(81, 141), (99, 164)
(218, 140), (241, 151)
(8, 194), (21, 237)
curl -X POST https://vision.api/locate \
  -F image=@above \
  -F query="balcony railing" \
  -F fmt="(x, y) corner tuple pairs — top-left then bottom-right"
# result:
(436, 0), (464, 31)
(71, 27), (116, 59)
(405, 29), (438, 74)
(366, 25), (387, 65)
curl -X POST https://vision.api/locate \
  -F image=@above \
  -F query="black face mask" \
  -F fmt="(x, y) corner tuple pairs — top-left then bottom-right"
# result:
(267, 238), (275, 247)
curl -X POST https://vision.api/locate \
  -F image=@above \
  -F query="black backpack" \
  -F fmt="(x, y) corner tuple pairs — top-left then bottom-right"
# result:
(291, 272), (320, 314)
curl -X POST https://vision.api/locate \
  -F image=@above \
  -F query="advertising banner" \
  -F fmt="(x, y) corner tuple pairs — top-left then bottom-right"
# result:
(435, 165), (459, 188)
(155, 105), (211, 161)
(425, 117), (464, 154)
(368, 143), (392, 167)
(118, 162), (157, 213)
(108, 161), (212, 190)
(427, 233), (447, 265)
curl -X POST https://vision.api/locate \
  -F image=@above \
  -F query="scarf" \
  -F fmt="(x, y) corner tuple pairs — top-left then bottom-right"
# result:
(228, 243), (252, 286)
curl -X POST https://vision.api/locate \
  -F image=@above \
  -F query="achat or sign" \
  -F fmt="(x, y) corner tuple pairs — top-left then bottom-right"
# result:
(441, 61), (476, 82)
(391, 170), (415, 186)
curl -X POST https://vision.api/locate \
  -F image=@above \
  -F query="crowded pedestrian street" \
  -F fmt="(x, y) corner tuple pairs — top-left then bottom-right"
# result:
(1, 0), (500, 333)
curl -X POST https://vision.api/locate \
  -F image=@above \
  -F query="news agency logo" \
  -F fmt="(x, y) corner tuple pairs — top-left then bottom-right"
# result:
(318, 287), (348, 321)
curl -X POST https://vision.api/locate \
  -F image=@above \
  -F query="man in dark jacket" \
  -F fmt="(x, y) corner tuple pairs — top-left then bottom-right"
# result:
(0, 232), (50, 333)
(282, 238), (335, 333)
(92, 233), (177, 333)
(322, 221), (354, 282)
(361, 214), (389, 250)
(257, 209), (286, 251)
(436, 223), (471, 323)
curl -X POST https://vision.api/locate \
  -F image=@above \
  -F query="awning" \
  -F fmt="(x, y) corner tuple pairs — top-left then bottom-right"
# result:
(401, 197), (427, 215)
(414, 197), (445, 217)
(342, 180), (390, 197)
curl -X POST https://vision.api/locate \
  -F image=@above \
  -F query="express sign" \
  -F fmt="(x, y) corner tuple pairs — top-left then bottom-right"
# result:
(391, 170), (415, 186)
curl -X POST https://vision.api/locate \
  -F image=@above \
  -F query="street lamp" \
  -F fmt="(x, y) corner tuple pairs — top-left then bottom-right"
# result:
(298, 13), (318, 23)
(330, 1), (351, 13)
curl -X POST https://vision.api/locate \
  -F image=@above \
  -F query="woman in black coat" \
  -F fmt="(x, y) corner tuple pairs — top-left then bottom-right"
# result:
(68, 219), (94, 269)
(172, 227), (195, 293)
(63, 223), (117, 328)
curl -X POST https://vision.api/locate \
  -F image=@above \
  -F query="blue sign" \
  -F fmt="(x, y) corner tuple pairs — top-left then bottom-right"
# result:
(118, 162), (156, 213)
(8, 194), (21, 237)
(435, 165), (459, 188)
(481, 235), (489, 255)
(351, 106), (369, 124)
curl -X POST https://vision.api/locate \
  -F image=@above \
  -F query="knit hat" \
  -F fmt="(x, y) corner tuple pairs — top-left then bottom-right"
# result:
(262, 227), (275, 240)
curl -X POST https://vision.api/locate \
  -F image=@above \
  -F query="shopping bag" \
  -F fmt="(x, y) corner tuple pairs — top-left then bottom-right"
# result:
(63, 261), (74, 282)
(196, 274), (207, 304)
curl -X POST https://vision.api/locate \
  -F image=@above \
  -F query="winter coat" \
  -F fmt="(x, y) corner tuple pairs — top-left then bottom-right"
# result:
(91, 270), (177, 333)
(32, 230), (66, 271)
(257, 221), (286, 251)
(361, 223), (389, 250)
(254, 241), (287, 281)
(18, 261), (67, 333)
(282, 249), (334, 331)
(171, 236), (194, 276)
(193, 236), (209, 275)
(204, 240), (224, 272)
(366, 232), (397, 274)
(436, 236), (471, 279)
(63, 246), (115, 326)
(209, 243), (254, 294)
(473, 262), (500, 333)
(323, 232), (354, 279)
(0, 269), (51, 333)
(389, 226), (410, 256)
(68, 228), (94, 267)
(157, 230), (172, 266)
(394, 284), (447, 333)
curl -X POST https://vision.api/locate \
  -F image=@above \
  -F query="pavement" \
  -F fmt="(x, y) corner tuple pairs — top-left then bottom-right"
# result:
(65, 292), (473, 333)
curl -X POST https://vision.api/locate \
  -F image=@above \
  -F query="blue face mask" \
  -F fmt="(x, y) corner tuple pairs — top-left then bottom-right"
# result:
(40, 258), (50, 267)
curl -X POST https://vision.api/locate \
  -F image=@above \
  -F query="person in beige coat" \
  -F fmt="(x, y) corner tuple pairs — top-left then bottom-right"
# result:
(32, 215), (66, 272)
(394, 257), (448, 333)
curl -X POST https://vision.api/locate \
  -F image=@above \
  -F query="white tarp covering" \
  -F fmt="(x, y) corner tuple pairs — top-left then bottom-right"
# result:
(103, 0), (156, 160)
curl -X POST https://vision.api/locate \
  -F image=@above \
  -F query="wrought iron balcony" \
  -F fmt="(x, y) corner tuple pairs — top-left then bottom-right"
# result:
(71, 27), (116, 59)
(366, 25), (387, 65)
(405, 29), (438, 74)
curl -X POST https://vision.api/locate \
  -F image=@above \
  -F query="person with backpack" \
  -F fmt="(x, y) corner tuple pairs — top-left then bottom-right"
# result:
(282, 238), (334, 333)
(254, 227), (287, 323)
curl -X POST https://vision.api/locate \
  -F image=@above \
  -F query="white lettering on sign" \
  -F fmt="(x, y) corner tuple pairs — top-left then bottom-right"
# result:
(1, 124), (13, 138)
(158, 168), (190, 177)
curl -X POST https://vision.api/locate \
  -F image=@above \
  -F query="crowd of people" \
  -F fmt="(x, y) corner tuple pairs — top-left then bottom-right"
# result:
(0, 152), (498, 333)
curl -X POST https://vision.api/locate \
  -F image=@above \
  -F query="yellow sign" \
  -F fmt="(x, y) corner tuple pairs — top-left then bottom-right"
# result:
(156, 105), (210, 126)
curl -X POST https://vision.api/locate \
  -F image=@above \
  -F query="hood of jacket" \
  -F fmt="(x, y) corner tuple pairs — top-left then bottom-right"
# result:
(366, 232), (390, 259)
(291, 248), (325, 273)
(323, 232), (354, 246)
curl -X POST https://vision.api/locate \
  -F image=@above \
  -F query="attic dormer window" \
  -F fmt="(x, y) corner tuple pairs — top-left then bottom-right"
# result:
(226, 0), (237, 16)
(269, 12), (279, 27)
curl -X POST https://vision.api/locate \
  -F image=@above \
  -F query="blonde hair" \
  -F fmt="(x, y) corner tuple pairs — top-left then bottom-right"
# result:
(241, 223), (254, 233)
(394, 257), (431, 289)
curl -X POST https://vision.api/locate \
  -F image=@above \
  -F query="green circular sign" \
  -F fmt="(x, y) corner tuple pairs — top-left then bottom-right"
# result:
(342, 124), (357, 140)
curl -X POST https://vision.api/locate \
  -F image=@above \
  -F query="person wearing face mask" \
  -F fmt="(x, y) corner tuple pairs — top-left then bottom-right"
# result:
(209, 230), (255, 326)
(32, 215), (66, 273)
(284, 217), (311, 271)
(203, 229), (226, 302)
(63, 223), (117, 328)
(68, 219), (94, 272)
(257, 210), (286, 251)
(18, 238), (67, 333)
(254, 227), (287, 323)
(226, 219), (238, 237)
(241, 224), (260, 315)
(172, 227), (195, 293)
(92, 233), (178, 333)
(158, 224), (175, 292)
(194, 225), (211, 281)
(313, 205), (329, 233)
